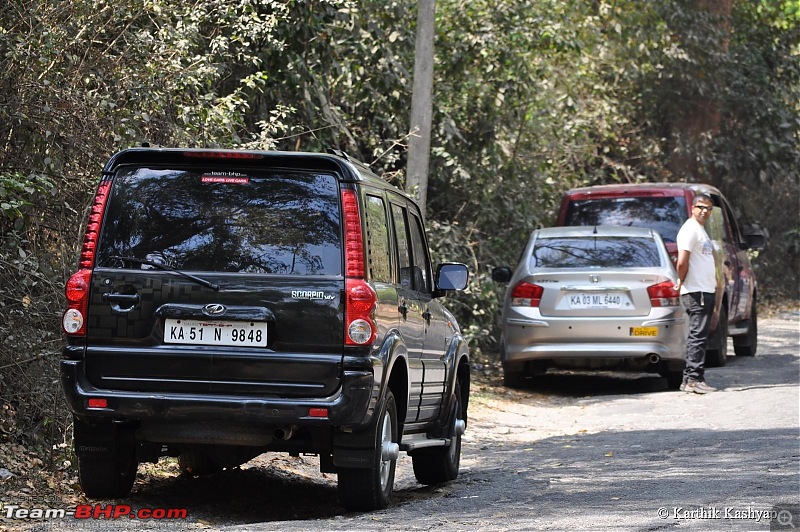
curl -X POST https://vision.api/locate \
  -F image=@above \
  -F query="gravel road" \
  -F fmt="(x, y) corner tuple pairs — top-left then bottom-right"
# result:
(9, 313), (800, 531)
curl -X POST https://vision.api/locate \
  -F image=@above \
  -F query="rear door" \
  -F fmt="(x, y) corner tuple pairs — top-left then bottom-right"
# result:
(85, 162), (345, 398)
(389, 199), (426, 422)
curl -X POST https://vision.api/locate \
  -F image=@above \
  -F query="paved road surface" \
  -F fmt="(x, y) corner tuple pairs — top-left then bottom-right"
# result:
(12, 314), (800, 531)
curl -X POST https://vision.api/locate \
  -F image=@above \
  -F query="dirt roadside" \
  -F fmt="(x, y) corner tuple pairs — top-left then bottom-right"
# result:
(2, 312), (798, 531)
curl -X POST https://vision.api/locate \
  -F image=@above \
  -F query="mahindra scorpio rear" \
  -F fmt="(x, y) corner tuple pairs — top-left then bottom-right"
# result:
(60, 148), (470, 511)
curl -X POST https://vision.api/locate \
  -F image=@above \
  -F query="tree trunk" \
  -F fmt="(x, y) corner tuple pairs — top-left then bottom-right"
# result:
(667, 0), (732, 184)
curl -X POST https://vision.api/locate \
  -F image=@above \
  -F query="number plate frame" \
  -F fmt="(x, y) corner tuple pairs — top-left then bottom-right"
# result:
(164, 319), (268, 347)
(567, 293), (628, 309)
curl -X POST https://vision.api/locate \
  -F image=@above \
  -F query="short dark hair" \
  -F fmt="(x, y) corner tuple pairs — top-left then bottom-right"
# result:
(693, 193), (713, 206)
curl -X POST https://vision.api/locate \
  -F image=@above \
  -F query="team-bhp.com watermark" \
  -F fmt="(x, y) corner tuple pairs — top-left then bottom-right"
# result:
(2, 503), (188, 521)
(657, 504), (799, 530)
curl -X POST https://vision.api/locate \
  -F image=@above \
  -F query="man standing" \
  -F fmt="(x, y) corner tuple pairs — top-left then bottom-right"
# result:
(674, 193), (719, 394)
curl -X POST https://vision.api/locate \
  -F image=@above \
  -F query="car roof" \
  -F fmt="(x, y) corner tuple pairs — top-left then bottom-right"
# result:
(102, 147), (397, 192)
(534, 225), (659, 239)
(563, 182), (721, 197)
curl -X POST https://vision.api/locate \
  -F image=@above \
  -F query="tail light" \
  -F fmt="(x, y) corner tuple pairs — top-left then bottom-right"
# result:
(510, 282), (543, 307)
(62, 180), (112, 336)
(341, 189), (365, 278)
(341, 189), (376, 345)
(648, 281), (681, 307)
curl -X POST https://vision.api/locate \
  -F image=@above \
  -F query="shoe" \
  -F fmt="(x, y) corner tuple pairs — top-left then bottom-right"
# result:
(695, 381), (718, 393)
(684, 380), (718, 394)
(679, 382), (687, 392)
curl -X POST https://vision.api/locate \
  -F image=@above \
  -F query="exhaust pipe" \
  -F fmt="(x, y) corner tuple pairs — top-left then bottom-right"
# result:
(273, 426), (295, 441)
(648, 354), (661, 364)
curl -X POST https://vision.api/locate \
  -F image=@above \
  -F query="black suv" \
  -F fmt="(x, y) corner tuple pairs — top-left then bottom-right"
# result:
(60, 147), (470, 511)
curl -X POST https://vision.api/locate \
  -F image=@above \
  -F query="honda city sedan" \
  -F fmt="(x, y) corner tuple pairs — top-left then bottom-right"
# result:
(491, 226), (687, 389)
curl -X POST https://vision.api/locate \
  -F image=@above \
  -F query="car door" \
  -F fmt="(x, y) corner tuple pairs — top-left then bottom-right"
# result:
(389, 199), (426, 422)
(406, 208), (448, 424)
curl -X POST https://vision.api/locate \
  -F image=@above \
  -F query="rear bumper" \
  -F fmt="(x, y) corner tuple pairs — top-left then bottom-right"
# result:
(502, 314), (687, 364)
(60, 359), (374, 428)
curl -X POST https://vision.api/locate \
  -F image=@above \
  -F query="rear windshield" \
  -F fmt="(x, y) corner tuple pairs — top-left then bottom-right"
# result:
(96, 167), (342, 275)
(564, 197), (687, 243)
(530, 236), (663, 268)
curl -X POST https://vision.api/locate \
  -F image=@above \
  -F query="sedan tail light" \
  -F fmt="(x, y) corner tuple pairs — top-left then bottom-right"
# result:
(648, 281), (681, 307)
(510, 282), (544, 307)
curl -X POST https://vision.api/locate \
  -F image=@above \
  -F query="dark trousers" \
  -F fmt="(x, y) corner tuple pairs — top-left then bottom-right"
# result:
(682, 292), (715, 383)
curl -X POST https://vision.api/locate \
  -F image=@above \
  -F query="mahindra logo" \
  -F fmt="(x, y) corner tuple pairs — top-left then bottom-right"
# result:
(203, 303), (227, 316)
(590, 275), (600, 283)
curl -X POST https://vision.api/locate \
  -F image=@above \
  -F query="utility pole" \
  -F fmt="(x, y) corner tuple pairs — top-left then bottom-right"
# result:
(406, 0), (435, 216)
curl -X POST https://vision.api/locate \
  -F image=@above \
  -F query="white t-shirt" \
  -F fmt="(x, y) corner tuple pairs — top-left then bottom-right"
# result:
(676, 218), (716, 294)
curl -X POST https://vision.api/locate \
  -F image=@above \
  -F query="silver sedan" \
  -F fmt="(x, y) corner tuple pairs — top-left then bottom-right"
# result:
(491, 226), (687, 389)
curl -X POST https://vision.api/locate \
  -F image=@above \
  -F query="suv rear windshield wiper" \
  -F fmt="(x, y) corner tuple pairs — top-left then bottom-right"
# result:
(107, 256), (220, 291)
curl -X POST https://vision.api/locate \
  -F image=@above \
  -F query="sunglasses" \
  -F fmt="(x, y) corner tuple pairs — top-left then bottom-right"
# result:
(693, 205), (712, 212)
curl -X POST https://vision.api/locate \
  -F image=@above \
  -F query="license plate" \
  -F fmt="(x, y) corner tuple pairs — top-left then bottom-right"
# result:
(567, 293), (626, 309)
(630, 327), (658, 337)
(164, 319), (267, 347)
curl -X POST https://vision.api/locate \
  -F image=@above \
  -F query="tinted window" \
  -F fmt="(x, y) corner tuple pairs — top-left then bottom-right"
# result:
(530, 236), (663, 268)
(408, 212), (431, 293)
(564, 197), (687, 243)
(364, 194), (392, 283)
(97, 167), (342, 275)
(391, 203), (413, 290)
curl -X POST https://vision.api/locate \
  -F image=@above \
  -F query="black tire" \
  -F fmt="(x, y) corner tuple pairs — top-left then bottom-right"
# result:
(77, 445), (137, 499)
(502, 357), (527, 388)
(412, 379), (465, 485)
(706, 305), (728, 367)
(178, 448), (219, 476)
(661, 370), (684, 391)
(337, 390), (399, 511)
(733, 301), (758, 357)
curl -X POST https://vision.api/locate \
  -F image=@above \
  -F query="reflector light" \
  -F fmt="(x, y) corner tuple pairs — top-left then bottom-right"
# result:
(308, 407), (328, 418)
(87, 398), (107, 408)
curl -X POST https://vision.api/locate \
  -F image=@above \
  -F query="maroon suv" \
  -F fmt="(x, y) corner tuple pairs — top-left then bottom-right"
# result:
(556, 182), (766, 366)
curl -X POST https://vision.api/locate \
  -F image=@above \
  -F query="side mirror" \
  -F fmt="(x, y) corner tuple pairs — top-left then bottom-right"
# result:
(491, 266), (513, 284)
(743, 225), (767, 251)
(435, 263), (469, 291)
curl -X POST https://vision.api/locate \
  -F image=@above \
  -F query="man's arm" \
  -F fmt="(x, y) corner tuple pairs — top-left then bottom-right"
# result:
(674, 249), (690, 291)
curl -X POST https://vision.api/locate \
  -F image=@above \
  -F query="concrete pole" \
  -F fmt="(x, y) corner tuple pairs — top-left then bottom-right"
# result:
(406, 0), (435, 216)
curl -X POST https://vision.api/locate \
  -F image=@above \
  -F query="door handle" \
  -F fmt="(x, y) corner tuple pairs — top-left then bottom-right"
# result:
(102, 292), (140, 312)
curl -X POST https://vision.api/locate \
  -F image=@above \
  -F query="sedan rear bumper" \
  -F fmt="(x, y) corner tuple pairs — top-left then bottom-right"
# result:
(502, 315), (687, 364)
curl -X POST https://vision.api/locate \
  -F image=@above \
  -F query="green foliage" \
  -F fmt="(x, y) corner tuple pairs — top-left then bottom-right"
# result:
(0, 0), (797, 453)
(0, 173), (54, 222)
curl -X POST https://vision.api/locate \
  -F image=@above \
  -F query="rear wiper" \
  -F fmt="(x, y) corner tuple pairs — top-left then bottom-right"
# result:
(108, 255), (220, 291)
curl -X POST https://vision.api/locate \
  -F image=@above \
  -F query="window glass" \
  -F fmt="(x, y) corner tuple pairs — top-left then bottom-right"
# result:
(391, 204), (412, 289)
(364, 194), (392, 283)
(530, 236), (663, 268)
(565, 197), (687, 244)
(408, 213), (431, 293)
(97, 167), (342, 275)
